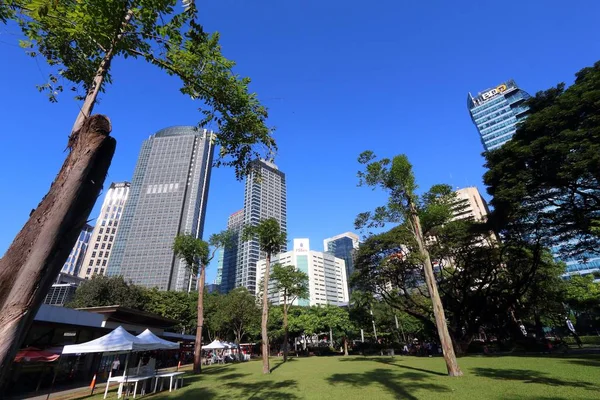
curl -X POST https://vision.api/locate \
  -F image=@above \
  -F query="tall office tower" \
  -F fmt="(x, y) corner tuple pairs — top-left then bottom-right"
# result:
(235, 160), (287, 293)
(256, 239), (349, 307)
(215, 249), (224, 287)
(79, 182), (130, 279)
(452, 187), (490, 222)
(323, 232), (359, 290)
(107, 126), (215, 291)
(60, 224), (93, 276)
(467, 80), (531, 151)
(220, 209), (244, 293)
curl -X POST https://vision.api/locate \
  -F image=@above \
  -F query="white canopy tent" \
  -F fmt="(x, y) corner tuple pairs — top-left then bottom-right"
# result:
(136, 329), (180, 350)
(62, 326), (156, 354)
(202, 340), (227, 350)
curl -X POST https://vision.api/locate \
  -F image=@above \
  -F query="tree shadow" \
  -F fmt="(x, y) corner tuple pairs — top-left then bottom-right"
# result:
(270, 357), (297, 373)
(236, 379), (299, 400)
(219, 372), (251, 380)
(327, 368), (450, 400)
(471, 368), (600, 391)
(338, 356), (447, 377)
(566, 359), (600, 367)
(150, 386), (217, 399)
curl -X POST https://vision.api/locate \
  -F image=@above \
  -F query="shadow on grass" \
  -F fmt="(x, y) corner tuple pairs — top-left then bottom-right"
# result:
(150, 378), (298, 400)
(472, 368), (600, 391)
(338, 356), (447, 377)
(566, 358), (600, 367)
(270, 357), (297, 373)
(237, 379), (299, 400)
(151, 386), (217, 399)
(327, 368), (450, 400)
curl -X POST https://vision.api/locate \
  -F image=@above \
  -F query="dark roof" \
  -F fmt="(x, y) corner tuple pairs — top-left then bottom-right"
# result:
(76, 305), (178, 328)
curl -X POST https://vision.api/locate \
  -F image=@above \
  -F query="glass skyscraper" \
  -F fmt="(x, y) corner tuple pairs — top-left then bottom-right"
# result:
(107, 126), (214, 291)
(467, 79), (530, 151)
(60, 224), (93, 276)
(221, 160), (287, 294)
(323, 232), (359, 291)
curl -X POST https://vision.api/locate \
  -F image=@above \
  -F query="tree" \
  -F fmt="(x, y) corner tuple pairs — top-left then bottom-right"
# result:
(242, 218), (287, 374)
(0, 0), (275, 386)
(356, 151), (462, 376)
(173, 230), (233, 374)
(222, 288), (261, 345)
(484, 61), (600, 258)
(67, 275), (147, 309)
(144, 288), (197, 334)
(270, 264), (309, 361)
(319, 305), (353, 356)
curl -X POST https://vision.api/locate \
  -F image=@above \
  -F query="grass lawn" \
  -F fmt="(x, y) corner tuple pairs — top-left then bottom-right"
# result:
(77, 354), (600, 400)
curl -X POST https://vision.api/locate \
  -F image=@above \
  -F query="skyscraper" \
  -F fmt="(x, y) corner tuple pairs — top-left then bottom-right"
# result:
(220, 209), (244, 293)
(257, 239), (349, 307)
(107, 126), (215, 291)
(79, 182), (130, 279)
(60, 224), (93, 276)
(467, 80), (530, 151)
(222, 160), (287, 294)
(452, 187), (490, 223)
(323, 232), (359, 289)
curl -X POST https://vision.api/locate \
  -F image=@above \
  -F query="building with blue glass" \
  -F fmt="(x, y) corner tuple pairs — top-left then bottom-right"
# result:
(60, 224), (93, 276)
(323, 232), (359, 291)
(467, 79), (530, 151)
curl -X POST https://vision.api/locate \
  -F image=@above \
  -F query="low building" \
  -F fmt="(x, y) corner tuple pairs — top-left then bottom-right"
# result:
(256, 238), (349, 307)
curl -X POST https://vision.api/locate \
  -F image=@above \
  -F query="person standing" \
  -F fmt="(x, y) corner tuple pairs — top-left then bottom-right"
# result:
(111, 357), (121, 376)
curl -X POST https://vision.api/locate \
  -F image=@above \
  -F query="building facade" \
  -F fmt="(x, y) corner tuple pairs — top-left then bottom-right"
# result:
(79, 182), (130, 279)
(453, 187), (490, 222)
(60, 224), (93, 276)
(107, 126), (215, 291)
(44, 273), (84, 306)
(257, 239), (349, 307)
(323, 232), (359, 290)
(222, 160), (287, 294)
(467, 80), (530, 151)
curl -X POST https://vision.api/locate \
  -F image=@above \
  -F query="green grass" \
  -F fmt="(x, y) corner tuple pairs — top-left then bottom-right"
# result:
(81, 354), (600, 400)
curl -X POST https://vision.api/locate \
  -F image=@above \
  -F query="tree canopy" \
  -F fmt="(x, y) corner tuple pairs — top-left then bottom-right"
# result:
(484, 61), (600, 257)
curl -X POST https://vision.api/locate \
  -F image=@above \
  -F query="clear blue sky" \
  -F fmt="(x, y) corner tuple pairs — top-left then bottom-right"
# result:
(1, 0), (599, 283)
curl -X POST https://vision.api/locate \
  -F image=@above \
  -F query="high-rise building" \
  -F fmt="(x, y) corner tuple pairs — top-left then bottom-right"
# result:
(257, 239), (348, 307)
(323, 232), (359, 290)
(467, 80), (530, 151)
(60, 224), (93, 276)
(453, 187), (490, 222)
(79, 182), (130, 279)
(44, 273), (84, 306)
(222, 160), (287, 294)
(107, 126), (215, 291)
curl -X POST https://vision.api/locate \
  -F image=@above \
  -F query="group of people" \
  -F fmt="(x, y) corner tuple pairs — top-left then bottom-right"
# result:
(401, 341), (441, 357)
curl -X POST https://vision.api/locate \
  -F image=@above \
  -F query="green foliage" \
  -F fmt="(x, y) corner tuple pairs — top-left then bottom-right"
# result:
(242, 217), (287, 256)
(220, 287), (261, 343)
(67, 275), (146, 309)
(10, 0), (275, 178)
(144, 287), (197, 333)
(484, 61), (600, 256)
(564, 275), (600, 314)
(270, 264), (309, 308)
(173, 234), (209, 274)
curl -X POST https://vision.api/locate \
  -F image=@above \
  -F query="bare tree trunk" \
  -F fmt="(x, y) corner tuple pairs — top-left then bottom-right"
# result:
(283, 293), (288, 362)
(71, 9), (134, 134)
(409, 202), (463, 377)
(343, 336), (349, 356)
(0, 116), (115, 390)
(261, 254), (271, 374)
(193, 265), (206, 374)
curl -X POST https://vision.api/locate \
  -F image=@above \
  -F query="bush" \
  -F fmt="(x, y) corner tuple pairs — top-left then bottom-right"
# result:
(563, 335), (600, 345)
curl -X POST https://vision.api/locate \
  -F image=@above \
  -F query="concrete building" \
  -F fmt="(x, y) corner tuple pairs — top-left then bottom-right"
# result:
(107, 126), (215, 291)
(323, 232), (359, 290)
(453, 187), (490, 222)
(79, 182), (130, 279)
(467, 80), (530, 151)
(223, 160), (287, 294)
(44, 273), (84, 307)
(257, 239), (349, 307)
(60, 224), (93, 276)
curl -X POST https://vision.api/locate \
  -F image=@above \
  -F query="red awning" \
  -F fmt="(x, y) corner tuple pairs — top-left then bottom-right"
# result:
(14, 347), (60, 363)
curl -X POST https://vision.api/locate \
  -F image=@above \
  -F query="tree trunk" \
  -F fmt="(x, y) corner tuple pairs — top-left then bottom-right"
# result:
(193, 265), (206, 374)
(0, 116), (115, 390)
(71, 9), (134, 134)
(283, 293), (289, 362)
(261, 254), (271, 374)
(343, 336), (349, 356)
(409, 202), (463, 377)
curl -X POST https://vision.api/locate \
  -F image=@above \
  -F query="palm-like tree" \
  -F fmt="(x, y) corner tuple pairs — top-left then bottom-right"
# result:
(242, 218), (287, 374)
(173, 230), (233, 374)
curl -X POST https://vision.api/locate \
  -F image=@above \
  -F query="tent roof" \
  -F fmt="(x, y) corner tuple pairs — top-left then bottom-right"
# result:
(62, 326), (155, 354)
(203, 340), (227, 349)
(136, 329), (180, 350)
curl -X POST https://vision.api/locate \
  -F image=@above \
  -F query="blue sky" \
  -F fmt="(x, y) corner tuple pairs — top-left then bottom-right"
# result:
(1, 0), (599, 283)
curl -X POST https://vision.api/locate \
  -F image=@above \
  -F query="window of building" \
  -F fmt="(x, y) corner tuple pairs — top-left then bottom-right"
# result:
(89, 260), (94, 266)
(87, 268), (92, 275)
(101, 243), (106, 249)
(96, 236), (101, 242)
(91, 251), (96, 257)
(104, 235), (108, 241)
(98, 251), (103, 258)
(96, 259), (101, 266)
(94, 268), (98, 274)
(102, 260), (107, 266)
(109, 236), (113, 242)
(99, 228), (103, 234)
(94, 243), (99, 250)
(107, 243), (112, 250)
(112, 228), (116, 234)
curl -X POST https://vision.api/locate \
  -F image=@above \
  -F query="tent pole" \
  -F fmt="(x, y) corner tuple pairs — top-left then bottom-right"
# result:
(121, 352), (131, 399)
(45, 355), (64, 400)
(90, 352), (103, 395)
